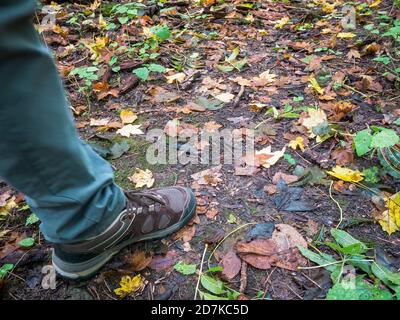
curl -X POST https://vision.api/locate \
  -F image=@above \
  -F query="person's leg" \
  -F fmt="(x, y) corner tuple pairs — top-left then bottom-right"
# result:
(0, 0), (126, 243)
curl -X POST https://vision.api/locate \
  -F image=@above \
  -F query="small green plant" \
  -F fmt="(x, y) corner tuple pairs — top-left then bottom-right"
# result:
(354, 127), (399, 157)
(69, 66), (99, 94)
(216, 47), (247, 72)
(132, 63), (166, 81)
(197, 266), (241, 300)
(299, 229), (400, 300)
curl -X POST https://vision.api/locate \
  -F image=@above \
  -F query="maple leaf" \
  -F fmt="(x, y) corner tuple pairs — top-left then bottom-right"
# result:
(301, 108), (329, 139)
(288, 136), (305, 152)
(116, 124), (144, 137)
(375, 192), (400, 235)
(128, 169), (155, 188)
(114, 275), (145, 298)
(326, 166), (364, 183)
(120, 109), (138, 124)
(255, 146), (286, 168)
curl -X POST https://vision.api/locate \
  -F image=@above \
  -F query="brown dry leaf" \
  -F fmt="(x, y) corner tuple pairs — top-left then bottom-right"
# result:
(165, 72), (186, 84)
(149, 250), (177, 272)
(236, 224), (307, 271)
(205, 203), (219, 219)
(272, 172), (299, 185)
(173, 224), (196, 242)
(347, 49), (361, 60)
(320, 101), (355, 121)
(331, 146), (354, 166)
(220, 251), (241, 280)
(255, 146), (286, 168)
(148, 86), (180, 103)
(191, 166), (223, 186)
(203, 121), (222, 133)
(264, 184), (277, 195)
(131, 250), (153, 271)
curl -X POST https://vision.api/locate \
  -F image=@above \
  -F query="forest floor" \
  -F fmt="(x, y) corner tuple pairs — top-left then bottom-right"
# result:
(1, 0), (400, 300)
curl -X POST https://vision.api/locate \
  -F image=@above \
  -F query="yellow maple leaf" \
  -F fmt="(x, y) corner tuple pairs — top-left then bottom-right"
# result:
(120, 109), (137, 124)
(128, 169), (155, 188)
(288, 136), (305, 152)
(378, 192), (400, 235)
(309, 77), (324, 95)
(114, 275), (145, 298)
(327, 166), (364, 183)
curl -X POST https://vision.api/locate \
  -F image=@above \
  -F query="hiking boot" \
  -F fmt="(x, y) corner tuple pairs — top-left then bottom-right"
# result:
(52, 186), (196, 280)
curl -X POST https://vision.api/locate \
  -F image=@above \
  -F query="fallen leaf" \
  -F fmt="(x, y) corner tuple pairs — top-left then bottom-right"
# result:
(128, 169), (155, 188)
(288, 136), (305, 152)
(272, 172), (299, 185)
(255, 146), (286, 168)
(220, 251), (241, 280)
(149, 250), (177, 272)
(120, 109), (138, 124)
(215, 92), (235, 103)
(131, 250), (153, 271)
(327, 166), (364, 183)
(191, 166), (222, 186)
(114, 275), (145, 297)
(165, 72), (186, 84)
(116, 124), (144, 137)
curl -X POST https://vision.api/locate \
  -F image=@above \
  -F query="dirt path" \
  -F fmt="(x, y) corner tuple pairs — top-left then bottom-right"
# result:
(1, 0), (400, 300)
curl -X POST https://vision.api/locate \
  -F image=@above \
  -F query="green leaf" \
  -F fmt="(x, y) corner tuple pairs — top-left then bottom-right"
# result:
(372, 262), (400, 286)
(174, 262), (197, 275)
(151, 25), (171, 41)
(0, 263), (13, 279)
(373, 56), (391, 65)
(109, 141), (130, 160)
(227, 213), (237, 224)
(25, 213), (39, 226)
(19, 237), (35, 248)
(284, 153), (296, 165)
(147, 63), (166, 73)
(200, 274), (225, 295)
(354, 129), (372, 156)
(204, 266), (223, 273)
(327, 277), (393, 300)
(216, 64), (235, 73)
(133, 67), (150, 81)
(330, 229), (368, 253)
(198, 290), (228, 300)
(371, 129), (399, 148)
(297, 246), (339, 272)
(362, 166), (380, 184)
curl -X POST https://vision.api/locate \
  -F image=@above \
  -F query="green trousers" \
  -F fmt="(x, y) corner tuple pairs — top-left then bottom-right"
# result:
(0, 0), (125, 243)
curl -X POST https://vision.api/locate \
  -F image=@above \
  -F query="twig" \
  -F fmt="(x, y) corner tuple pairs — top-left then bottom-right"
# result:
(232, 85), (245, 108)
(329, 181), (343, 229)
(194, 243), (208, 300)
(261, 267), (276, 299)
(239, 261), (247, 293)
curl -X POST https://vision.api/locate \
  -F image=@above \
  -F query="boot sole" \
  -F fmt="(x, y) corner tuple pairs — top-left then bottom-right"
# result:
(52, 190), (196, 281)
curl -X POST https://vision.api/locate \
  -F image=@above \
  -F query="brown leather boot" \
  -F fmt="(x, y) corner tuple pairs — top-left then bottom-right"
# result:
(52, 186), (196, 280)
